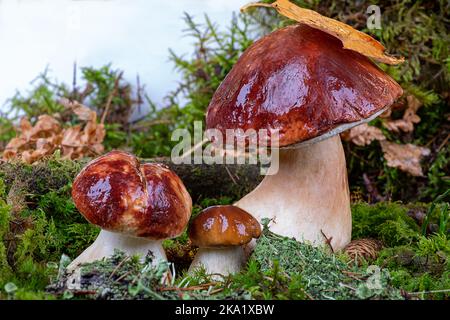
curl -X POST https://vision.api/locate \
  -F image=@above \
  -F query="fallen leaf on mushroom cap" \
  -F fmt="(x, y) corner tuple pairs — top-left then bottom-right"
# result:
(380, 141), (430, 176)
(341, 123), (386, 146)
(383, 95), (422, 133)
(241, 0), (404, 64)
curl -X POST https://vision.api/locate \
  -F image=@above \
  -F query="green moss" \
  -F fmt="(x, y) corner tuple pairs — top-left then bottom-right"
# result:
(49, 250), (251, 300)
(252, 220), (403, 300)
(0, 179), (12, 281)
(351, 202), (420, 246)
(227, 260), (307, 300)
(0, 157), (97, 298)
(377, 243), (450, 300)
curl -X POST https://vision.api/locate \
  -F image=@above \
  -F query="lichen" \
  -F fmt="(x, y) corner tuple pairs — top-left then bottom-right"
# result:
(252, 219), (404, 300)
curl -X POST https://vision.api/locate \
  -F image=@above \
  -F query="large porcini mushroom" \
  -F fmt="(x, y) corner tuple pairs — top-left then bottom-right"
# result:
(69, 150), (192, 270)
(188, 205), (261, 276)
(206, 25), (403, 250)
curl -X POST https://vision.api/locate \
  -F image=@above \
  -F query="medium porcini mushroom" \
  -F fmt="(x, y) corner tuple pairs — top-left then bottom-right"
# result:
(69, 150), (192, 270)
(206, 24), (403, 250)
(188, 205), (261, 276)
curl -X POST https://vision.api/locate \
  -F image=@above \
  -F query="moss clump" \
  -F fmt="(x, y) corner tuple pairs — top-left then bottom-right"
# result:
(49, 250), (252, 300)
(0, 179), (12, 281)
(252, 220), (403, 300)
(352, 201), (450, 299)
(50, 251), (178, 300)
(352, 202), (421, 246)
(0, 156), (98, 299)
(375, 234), (450, 300)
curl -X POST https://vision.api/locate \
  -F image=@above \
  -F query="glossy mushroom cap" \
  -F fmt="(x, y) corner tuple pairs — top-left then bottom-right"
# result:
(72, 150), (192, 240)
(189, 205), (261, 248)
(206, 24), (403, 147)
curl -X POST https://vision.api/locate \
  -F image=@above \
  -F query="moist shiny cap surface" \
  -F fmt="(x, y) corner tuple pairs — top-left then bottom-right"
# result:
(72, 150), (192, 239)
(206, 24), (403, 147)
(189, 205), (261, 248)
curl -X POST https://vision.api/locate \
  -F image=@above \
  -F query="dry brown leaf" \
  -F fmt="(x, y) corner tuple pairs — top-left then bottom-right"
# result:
(2, 99), (105, 163)
(19, 118), (33, 140)
(61, 126), (83, 147)
(380, 141), (430, 176)
(341, 123), (386, 146)
(83, 122), (105, 145)
(4, 137), (28, 152)
(383, 95), (422, 133)
(21, 150), (34, 164)
(31, 138), (55, 162)
(61, 146), (76, 160)
(31, 115), (61, 138)
(60, 98), (97, 122)
(242, 0), (404, 64)
(90, 143), (104, 155)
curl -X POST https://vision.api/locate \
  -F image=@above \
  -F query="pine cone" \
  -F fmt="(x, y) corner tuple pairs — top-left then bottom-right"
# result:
(344, 238), (383, 265)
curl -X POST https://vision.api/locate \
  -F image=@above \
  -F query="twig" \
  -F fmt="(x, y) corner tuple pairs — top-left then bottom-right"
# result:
(71, 290), (97, 296)
(408, 289), (450, 295)
(241, 2), (273, 12)
(208, 288), (224, 295)
(180, 137), (208, 160)
(101, 71), (123, 124)
(342, 270), (365, 281)
(362, 173), (385, 203)
(338, 282), (356, 291)
(114, 270), (132, 283)
(109, 256), (130, 279)
(224, 165), (238, 185)
(437, 133), (449, 152)
(72, 61), (77, 99)
(136, 73), (143, 114)
(320, 229), (335, 253)
(131, 119), (173, 131)
(159, 282), (218, 292)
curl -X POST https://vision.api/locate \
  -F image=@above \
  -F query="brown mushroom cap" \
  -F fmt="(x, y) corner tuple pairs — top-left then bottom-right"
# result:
(189, 205), (261, 248)
(72, 150), (192, 240)
(206, 24), (403, 147)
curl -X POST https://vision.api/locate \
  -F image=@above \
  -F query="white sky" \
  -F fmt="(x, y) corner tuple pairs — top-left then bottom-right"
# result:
(0, 0), (249, 112)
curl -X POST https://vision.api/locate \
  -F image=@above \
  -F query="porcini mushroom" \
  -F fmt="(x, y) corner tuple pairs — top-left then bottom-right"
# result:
(206, 25), (403, 250)
(188, 205), (261, 276)
(69, 150), (192, 270)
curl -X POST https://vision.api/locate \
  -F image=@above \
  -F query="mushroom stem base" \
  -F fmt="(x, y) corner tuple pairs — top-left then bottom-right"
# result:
(236, 135), (352, 251)
(67, 230), (167, 271)
(189, 247), (246, 278)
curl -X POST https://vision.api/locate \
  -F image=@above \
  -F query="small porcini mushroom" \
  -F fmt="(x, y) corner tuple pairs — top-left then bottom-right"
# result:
(206, 25), (403, 250)
(69, 150), (192, 270)
(188, 205), (261, 276)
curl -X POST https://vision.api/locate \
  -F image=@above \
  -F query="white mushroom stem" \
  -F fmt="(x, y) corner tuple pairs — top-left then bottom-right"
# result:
(67, 230), (167, 272)
(189, 247), (246, 277)
(236, 135), (352, 251)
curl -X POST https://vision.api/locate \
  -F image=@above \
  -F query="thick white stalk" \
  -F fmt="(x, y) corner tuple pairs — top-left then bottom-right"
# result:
(67, 230), (167, 271)
(236, 135), (352, 251)
(189, 247), (246, 278)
